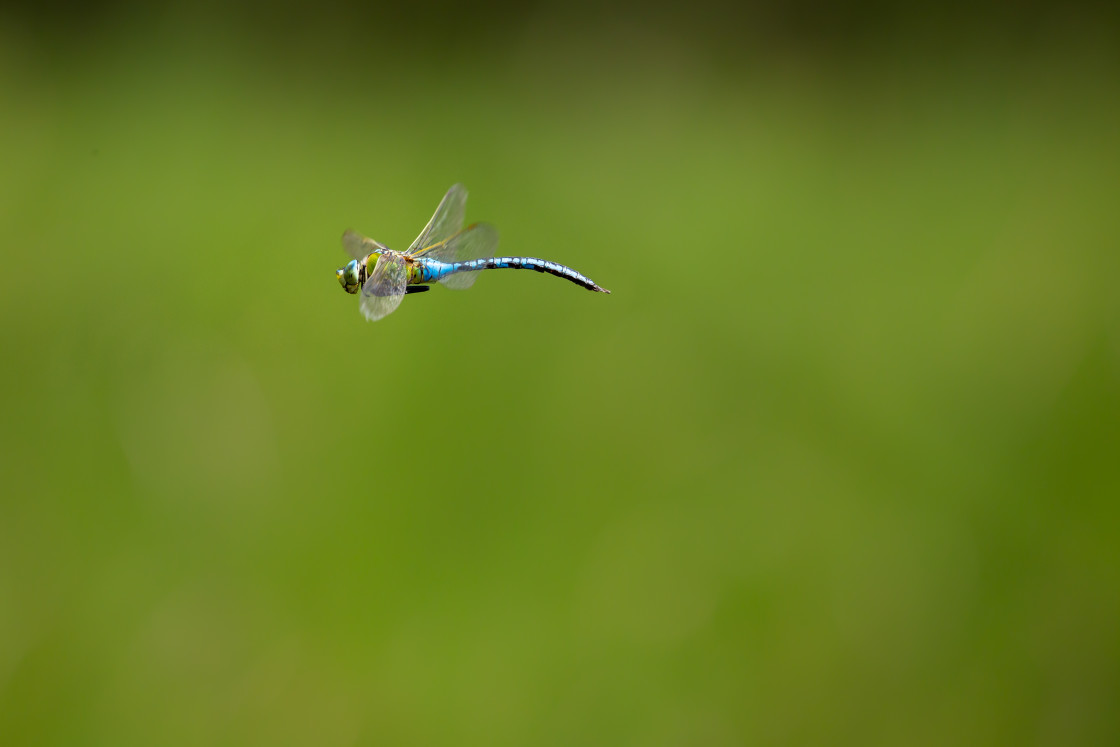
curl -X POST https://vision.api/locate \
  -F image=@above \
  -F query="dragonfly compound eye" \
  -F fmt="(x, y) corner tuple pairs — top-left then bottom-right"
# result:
(337, 261), (362, 294)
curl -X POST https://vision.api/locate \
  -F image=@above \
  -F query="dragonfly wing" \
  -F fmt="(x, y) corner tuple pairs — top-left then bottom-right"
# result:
(359, 253), (408, 321)
(426, 222), (499, 290)
(407, 184), (467, 254)
(343, 229), (388, 261)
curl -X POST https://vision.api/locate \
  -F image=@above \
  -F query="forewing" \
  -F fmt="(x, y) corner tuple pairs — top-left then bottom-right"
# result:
(359, 253), (408, 321)
(342, 229), (387, 261)
(407, 184), (467, 254)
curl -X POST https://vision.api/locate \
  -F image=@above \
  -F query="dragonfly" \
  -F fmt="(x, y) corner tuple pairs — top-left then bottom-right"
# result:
(337, 184), (610, 321)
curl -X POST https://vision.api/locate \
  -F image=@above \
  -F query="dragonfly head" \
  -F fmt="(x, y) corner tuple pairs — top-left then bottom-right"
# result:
(337, 259), (363, 294)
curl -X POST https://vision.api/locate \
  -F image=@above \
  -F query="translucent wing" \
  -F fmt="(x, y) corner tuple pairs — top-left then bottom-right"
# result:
(343, 229), (388, 262)
(415, 222), (499, 263)
(407, 184), (467, 254)
(422, 222), (500, 290)
(359, 253), (408, 321)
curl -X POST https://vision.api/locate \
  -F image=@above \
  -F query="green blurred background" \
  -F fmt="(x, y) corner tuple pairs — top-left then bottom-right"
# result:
(2, 1), (1118, 744)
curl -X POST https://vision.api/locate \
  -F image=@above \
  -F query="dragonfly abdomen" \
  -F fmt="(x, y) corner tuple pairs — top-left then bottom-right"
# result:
(445, 257), (610, 293)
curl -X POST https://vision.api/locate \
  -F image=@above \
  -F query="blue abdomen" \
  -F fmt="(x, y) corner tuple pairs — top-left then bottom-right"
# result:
(427, 256), (609, 293)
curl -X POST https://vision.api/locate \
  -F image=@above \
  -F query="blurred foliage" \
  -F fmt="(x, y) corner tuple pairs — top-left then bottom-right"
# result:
(1, 2), (1118, 745)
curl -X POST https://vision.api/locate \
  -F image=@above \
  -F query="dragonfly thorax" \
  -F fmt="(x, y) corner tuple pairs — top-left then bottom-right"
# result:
(337, 258), (364, 294)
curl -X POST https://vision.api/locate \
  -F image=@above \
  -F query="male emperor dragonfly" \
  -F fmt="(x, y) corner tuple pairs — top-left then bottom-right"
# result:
(337, 184), (610, 321)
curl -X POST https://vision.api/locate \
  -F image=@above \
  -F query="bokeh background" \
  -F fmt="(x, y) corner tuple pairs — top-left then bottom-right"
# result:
(2, 1), (1118, 744)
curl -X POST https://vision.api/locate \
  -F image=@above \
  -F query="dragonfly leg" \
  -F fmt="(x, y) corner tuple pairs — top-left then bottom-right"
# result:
(404, 285), (431, 294)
